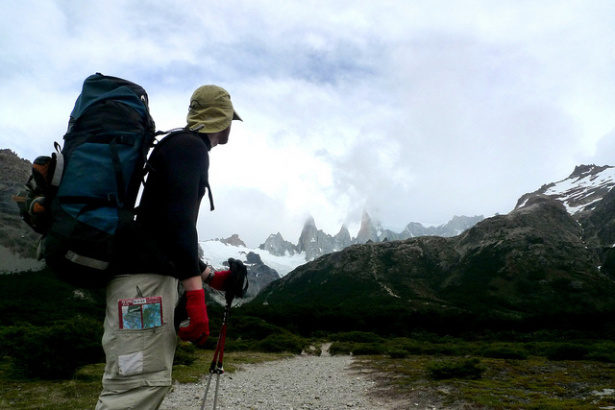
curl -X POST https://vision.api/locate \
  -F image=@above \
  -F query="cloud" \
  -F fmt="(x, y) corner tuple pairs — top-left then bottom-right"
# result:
(588, 131), (615, 166)
(2, 0), (615, 246)
(197, 185), (305, 247)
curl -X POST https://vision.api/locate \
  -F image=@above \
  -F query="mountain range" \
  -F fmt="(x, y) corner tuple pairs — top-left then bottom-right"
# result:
(4, 147), (615, 332)
(249, 164), (615, 332)
(200, 212), (484, 301)
(0, 149), (483, 274)
(259, 213), (484, 260)
(515, 164), (615, 216)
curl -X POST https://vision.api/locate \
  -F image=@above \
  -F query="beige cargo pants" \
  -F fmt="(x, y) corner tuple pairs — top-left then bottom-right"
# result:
(96, 274), (179, 410)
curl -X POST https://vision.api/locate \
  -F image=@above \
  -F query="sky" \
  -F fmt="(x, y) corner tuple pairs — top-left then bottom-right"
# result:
(2, 0), (615, 247)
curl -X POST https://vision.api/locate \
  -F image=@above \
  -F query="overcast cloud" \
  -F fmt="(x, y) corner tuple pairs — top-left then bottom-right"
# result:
(2, 1), (615, 247)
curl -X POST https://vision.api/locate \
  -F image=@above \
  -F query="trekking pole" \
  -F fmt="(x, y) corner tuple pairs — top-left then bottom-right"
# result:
(201, 298), (232, 410)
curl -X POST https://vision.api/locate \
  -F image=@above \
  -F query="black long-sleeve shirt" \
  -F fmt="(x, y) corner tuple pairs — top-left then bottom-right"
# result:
(133, 129), (211, 280)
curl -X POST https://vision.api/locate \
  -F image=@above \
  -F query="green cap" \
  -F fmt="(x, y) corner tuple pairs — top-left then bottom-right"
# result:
(186, 85), (242, 133)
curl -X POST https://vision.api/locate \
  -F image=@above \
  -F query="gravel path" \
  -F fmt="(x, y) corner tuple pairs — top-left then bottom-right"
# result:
(160, 351), (402, 409)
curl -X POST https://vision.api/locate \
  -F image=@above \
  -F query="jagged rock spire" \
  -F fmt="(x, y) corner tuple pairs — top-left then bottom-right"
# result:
(258, 232), (298, 257)
(355, 211), (380, 244)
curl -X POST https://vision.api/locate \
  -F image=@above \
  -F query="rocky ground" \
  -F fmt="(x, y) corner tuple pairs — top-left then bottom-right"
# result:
(160, 347), (414, 410)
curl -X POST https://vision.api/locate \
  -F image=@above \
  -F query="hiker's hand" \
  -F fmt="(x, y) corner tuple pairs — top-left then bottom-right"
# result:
(207, 259), (248, 299)
(177, 288), (209, 346)
(208, 269), (231, 291)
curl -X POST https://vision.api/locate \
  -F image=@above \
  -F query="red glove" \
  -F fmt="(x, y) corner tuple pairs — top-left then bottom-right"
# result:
(209, 270), (231, 291)
(177, 289), (209, 345)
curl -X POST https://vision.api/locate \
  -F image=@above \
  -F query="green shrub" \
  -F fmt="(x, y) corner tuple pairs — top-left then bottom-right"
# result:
(197, 335), (218, 350)
(546, 343), (589, 361)
(420, 341), (464, 356)
(225, 339), (260, 352)
(0, 269), (105, 327)
(584, 341), (615, 363)
(174, 341), (197, 366)
(586, 351), (615, 363)
(388, 338), (424, 355)
(258, 333), (306, 354)
(352, 343), (385, 356)
(427, 358), (485, 380)
(481, 344), (528, 360)
(230, 316), (286, 340)
(1, 317), (104, 379)
(329, 342), (354, 356)
(522, 341), (552, 356)
(388, 349), (408, 359)
(329, 331), (383, 343)
(328, 342), (386, 356)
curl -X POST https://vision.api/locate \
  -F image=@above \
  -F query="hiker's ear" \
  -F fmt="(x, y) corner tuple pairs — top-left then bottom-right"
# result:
(209, 125), (231, 146)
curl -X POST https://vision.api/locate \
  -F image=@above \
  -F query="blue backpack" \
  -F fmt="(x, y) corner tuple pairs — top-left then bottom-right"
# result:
(15, 73), (157, 287)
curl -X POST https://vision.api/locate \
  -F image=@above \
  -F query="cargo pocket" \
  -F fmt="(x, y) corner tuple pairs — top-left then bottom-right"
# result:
(108, 323), (174, 381)
(118, 351), (143, 376)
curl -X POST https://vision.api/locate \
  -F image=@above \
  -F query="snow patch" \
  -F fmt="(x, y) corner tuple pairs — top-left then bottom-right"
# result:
(592, 388), (615, 397)
(563, 197), (603, 215)
(543, 166), (615, 215)
(200, 240), (307, 277)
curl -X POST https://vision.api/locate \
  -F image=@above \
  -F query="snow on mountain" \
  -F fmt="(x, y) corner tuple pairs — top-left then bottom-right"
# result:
(515, 165), (615, 216)
(355, 211), (381, 243)
(296, 216), (351, 261)
(258, 232), (298, 257)
(199, 239), (307, 277)
(262, 212), (484, 263)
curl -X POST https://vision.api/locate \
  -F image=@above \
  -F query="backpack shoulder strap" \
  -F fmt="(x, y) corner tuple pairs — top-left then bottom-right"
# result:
(144, 128), (215, 211)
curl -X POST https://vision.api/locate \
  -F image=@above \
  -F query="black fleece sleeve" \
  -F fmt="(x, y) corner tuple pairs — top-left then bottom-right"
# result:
(156, 136), (208, 280)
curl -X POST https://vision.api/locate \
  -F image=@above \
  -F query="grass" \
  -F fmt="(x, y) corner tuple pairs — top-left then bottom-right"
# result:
(0, 361), (104, 410)
(0, 348), (292, 409)
(2, 336), (615, 409)
(171, 346), (293, 383)
(355, 354), (615, 409)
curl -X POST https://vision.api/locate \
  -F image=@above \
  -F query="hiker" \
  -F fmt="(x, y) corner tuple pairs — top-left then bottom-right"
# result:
(96, 85), (243, 410)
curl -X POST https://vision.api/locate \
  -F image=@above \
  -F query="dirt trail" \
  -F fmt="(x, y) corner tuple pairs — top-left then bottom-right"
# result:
(160, 350), (411, 409)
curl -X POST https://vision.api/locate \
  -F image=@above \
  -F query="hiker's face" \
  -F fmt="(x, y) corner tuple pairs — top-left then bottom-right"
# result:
(217, 124), (231, 145)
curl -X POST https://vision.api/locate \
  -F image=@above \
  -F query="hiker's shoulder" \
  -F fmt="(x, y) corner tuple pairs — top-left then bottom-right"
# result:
(156, 130), (210, 156)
